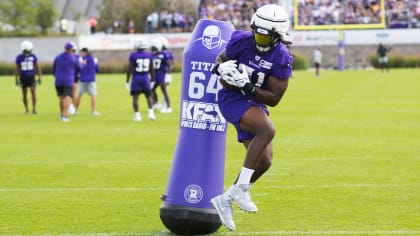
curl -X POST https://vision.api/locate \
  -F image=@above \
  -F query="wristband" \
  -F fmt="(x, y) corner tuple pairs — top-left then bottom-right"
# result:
(241, 83), (256, 97)
(212, 64), (221, 76)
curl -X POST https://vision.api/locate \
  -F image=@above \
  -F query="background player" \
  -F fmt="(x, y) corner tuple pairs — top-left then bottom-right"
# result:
(53, 42), (82, 122)
(126, 39), (156, 122)
(15, 40), (42, 114)
(68, 42), (81, 115)
(74, 47), (100, 116)
(210, 4), (293, 231)
(151, 40), (172, 113)
(377, 43), (392, 73)
(313, 47), (322, 77)
(161, 37), (175, 109)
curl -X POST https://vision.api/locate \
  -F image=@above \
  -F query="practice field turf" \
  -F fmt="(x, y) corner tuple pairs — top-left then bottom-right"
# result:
(0, 69), (419, 235)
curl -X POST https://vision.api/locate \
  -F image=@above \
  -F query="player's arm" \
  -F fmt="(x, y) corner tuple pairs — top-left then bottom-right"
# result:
(126, 62), (133, 83)
(35, 62), (41, 77)
(35, 61), (42, 84)
(253, 76), (289, 107)
(15, 63), (20, 85)
(94, 58), (99, 73)
(165, 59), (172, 73)
(149, 60), (155, 81)
(215, 49), (229, 65)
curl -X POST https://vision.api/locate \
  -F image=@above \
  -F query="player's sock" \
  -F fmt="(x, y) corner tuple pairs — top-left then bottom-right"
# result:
(236, 167), (254, 185)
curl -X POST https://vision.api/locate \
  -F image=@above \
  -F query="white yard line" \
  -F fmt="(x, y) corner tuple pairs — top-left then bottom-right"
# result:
(0, 183), (417, 192)
(6, 230), (420, 236)
(223, 230), (420, 235)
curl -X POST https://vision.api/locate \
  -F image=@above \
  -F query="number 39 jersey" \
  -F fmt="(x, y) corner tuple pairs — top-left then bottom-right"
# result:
(15, 53), (38, 76)
(129, 50), (154, 79)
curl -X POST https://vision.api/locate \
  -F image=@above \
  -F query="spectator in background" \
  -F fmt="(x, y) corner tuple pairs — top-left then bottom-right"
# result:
(15, 40), (42, 114)
(74, 48), (100, 116)
(151, 11), (159, 33)
(53, 42), (82, 122)
(313, 47), (322, 77)
(59, 16), (67, 34)
(114, 17), (122, 33)
(377, 43), (391, 73)
(90, 17), (97, 34)
(198, 0), (278, 29)
(129, 19), (135, 33)
(146, 14), (153, 33)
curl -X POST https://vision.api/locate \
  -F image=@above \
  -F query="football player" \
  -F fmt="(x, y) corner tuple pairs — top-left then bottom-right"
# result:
(74, 47), (100, 116)
(126, 39), (156, 121)
(68, 42), (81, 115)
(53, 42), (82, 122)
(15, 40), (42, 114)
(151, 40), (172, 113)
(210, 4), (293, 231)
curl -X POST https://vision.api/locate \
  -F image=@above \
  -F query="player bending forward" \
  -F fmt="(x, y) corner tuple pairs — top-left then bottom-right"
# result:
(210, 4), (293, 231)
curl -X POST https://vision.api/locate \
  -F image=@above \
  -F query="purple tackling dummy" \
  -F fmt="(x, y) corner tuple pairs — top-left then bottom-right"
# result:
(160, 19), (234, 234)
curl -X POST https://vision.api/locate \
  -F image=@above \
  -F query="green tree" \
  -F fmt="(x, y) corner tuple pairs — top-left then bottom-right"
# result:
(36, 0), (56, 35)
(0, 1), (37, 33)
(0, 0), (56, 35)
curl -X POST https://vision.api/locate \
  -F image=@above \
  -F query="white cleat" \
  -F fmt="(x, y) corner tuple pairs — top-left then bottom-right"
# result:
(133, 114), (142, 122)
(92, 111), (101, 116)
(61, 116), (71, 122)
(160, 107), (172, 113)
(152, 103), (162, 110)
(148, 110), (156, 120)
(68, 104), (76, 115)
(229, 184), (258, 213)
(210, 195), (236, 231)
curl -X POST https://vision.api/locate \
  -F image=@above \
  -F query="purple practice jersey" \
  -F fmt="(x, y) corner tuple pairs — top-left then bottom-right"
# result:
(15, 53), (38, 76)
(129, 50), (154, 91)
(218, 30), (293, 141)
(225, 30), (292, 89)
(53, 52), (81, 86)
(153, 52), (169, 84)
(162, 49), (174, 66)
(80, 55), (99, 82)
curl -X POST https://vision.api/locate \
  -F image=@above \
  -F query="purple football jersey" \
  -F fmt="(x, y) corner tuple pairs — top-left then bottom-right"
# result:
(15, 53), (38, 76)
(219, 30), (293, 141)
(153, 52), (169, 84)
(53, 52), (81, 86)
(225, 30), (293, 89)
(129, 50), (154, 91)
(162, 49), (174, 64)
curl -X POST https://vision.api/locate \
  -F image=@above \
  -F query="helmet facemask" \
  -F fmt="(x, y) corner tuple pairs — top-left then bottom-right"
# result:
(251, 24), (281, 53)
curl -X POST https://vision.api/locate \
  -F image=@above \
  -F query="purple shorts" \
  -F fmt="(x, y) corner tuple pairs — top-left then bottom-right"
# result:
(131, 75), (151, 95)
(154, 72), (166, 84)
(218, 88), (269, 142)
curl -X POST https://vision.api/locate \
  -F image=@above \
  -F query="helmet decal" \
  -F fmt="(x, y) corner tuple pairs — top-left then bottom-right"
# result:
(193, 25), (227, 50)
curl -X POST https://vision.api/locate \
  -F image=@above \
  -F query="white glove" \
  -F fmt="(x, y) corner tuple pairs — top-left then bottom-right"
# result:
(230, 65), (250, 88)
(125, 82), (130, 91)
(217, 60), (237, 77)
(220, 72), (236, 86)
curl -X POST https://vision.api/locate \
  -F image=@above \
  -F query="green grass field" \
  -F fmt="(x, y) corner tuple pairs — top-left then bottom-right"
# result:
(0, 69), (419, 235)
